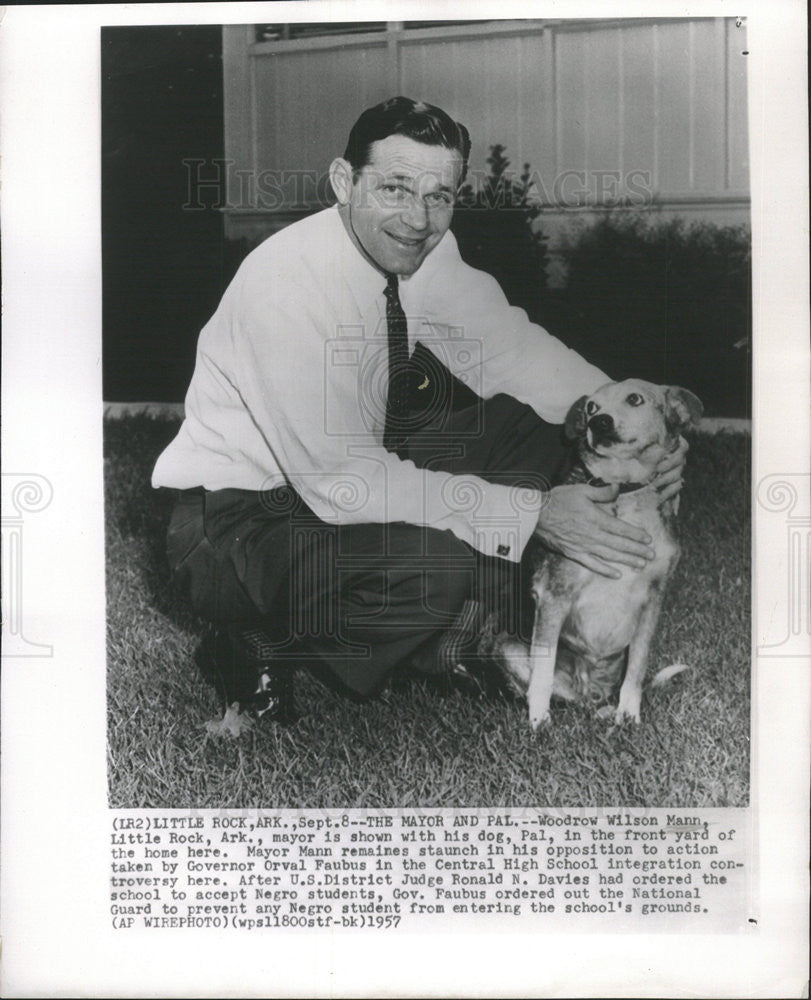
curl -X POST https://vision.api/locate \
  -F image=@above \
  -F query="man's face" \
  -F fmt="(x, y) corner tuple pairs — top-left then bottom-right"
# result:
(341, 134), (463, 276)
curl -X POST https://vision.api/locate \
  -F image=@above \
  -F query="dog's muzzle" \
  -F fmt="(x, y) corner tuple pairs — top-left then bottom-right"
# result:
(587, 413), (618, 446)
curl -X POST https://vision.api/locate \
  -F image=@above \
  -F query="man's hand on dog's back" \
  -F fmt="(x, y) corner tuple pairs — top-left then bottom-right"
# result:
(534, 483), (655, 579)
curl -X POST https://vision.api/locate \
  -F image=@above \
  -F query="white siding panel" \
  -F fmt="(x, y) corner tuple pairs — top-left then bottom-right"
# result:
(556, 30), (587, 176)
(727, 20), (749, 191)
(621, 25), (657, 188)
(226, 18), (749, 238)
(691, 20), (725, 192)
(253, 45), (388, 174)
(399, 40), (468, 136)
(656, 21), (692, 193)
(400, 37), (522, 178)
(584, 27), (623, 176)
(517, 32), (554, 188)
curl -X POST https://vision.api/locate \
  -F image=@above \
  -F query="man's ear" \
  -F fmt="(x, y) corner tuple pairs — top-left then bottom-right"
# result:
(564, 395), (589, 441)
(329, 157), (355, 205)
(664, 386), (704, 432)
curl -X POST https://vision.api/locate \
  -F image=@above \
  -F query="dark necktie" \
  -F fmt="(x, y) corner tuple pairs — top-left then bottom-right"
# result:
(383, 274), (411, 452)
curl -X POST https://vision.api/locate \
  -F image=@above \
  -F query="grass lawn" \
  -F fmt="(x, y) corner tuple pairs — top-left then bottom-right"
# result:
(106, 415), (750, 809)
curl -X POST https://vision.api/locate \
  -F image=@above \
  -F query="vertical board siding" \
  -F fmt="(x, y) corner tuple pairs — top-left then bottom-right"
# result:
(690, 19), (725, 192)
(556, 30), (587, 177)
(400, 36), (528, 178)
(726, 20), (749, 192)
(225, 18), (749, 228)
(534, 30), (557, 191)
(584, 27), (623, 176)
(621, 25), (658, 188)
(253, 45), (389, 175)
(656, 20), (693, 194)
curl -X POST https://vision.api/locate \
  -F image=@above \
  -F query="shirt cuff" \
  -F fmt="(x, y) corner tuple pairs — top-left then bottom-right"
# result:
(438, 476), (543, 563)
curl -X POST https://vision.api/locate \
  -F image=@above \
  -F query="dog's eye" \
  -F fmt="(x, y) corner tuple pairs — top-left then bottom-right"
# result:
(626, 393), (645, 407)
(585, 400), (599, 416)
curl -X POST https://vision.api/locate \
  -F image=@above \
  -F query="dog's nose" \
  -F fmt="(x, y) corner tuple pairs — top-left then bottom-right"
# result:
(588, 413), (614, 437)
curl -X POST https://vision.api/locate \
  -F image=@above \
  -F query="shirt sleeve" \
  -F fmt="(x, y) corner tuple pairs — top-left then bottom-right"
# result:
(417, 230), (609, 423)
(233, 276), (539, 563)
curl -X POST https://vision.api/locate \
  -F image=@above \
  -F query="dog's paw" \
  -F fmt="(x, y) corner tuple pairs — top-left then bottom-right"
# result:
(529, 710), (552, 732)
(203, 702), (254, 738)
(614, 705), (641, 725)
(615, 682), (643, 723)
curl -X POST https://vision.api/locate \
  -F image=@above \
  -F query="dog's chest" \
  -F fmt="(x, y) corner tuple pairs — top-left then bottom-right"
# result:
(535, 490), (679, 658)
(563, 562), (666, 655)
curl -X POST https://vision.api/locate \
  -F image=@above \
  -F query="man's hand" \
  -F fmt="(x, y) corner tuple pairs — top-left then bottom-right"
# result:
(534, 483), (655, 579)
(653, 435), (689, 504)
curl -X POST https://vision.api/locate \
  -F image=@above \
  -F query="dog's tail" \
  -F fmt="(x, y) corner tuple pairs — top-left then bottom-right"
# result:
(650, 662), (691, 688)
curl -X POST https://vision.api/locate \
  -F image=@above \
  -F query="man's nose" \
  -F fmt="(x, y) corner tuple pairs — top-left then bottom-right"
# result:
(402, 198), (429, 231)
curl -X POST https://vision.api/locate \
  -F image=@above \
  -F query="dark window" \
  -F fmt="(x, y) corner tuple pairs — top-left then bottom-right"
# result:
(255, 23), (386, 42)
(403, 21), (492, 29)
(254, 21), (496, 42)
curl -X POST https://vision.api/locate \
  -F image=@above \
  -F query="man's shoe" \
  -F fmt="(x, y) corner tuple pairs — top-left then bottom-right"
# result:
(240, 668), (297, 725)
(435, 599), (502, 697)
(194, 626), (296, 723)
(437, 599), (486, 674)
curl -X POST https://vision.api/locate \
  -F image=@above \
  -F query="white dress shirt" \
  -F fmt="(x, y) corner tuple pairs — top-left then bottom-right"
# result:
(152, 206), (607, 562)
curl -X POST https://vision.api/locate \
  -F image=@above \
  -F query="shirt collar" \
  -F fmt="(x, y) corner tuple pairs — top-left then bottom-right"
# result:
(323, 204), (451, 306)
(324, 205), (389, 305)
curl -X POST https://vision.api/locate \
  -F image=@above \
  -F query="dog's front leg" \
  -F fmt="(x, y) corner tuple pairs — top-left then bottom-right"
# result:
(615, 594), (664, 724)
(526, 597), (567, 731)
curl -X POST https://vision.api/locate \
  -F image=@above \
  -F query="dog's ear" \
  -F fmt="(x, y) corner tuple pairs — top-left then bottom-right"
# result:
(664, 386), (704, 431)
(564, 395), (589, 440)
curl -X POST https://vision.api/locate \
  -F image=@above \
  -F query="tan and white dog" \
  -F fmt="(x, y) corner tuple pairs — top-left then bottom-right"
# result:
(493, 379), (703, 729)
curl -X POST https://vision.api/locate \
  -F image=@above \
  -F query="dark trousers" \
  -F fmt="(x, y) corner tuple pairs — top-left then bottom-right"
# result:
(167, 356), (566, 696)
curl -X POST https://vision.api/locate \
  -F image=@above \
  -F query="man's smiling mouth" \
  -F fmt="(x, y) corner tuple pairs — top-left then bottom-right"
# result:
(387, 232), (426, 248)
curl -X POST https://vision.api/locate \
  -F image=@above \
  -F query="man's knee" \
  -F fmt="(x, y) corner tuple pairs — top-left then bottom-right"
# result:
(418, 559), (474, 621)
(165, 490), (265, 626)
(333, 522), (475, 627)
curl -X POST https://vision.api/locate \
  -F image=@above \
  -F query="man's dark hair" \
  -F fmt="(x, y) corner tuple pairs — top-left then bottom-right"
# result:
(343, 96), (471, 183)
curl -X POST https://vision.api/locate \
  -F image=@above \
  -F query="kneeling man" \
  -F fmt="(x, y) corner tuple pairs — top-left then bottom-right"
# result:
(152, 96), (685, 721)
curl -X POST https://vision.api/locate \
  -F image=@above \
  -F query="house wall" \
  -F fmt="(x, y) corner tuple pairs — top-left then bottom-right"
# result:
(221, 17), (750, 255)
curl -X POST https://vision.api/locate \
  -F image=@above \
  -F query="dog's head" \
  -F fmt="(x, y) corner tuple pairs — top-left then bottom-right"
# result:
(565, 380), (703, 484)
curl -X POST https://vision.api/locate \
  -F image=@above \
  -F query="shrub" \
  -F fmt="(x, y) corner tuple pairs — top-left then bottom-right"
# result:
(452, 145), (549, 323)
(549, 214), (751, 417)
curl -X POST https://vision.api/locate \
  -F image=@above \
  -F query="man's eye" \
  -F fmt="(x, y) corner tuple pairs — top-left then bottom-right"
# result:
(425, 191), (453, 207)
(626, 393), (645, 407)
